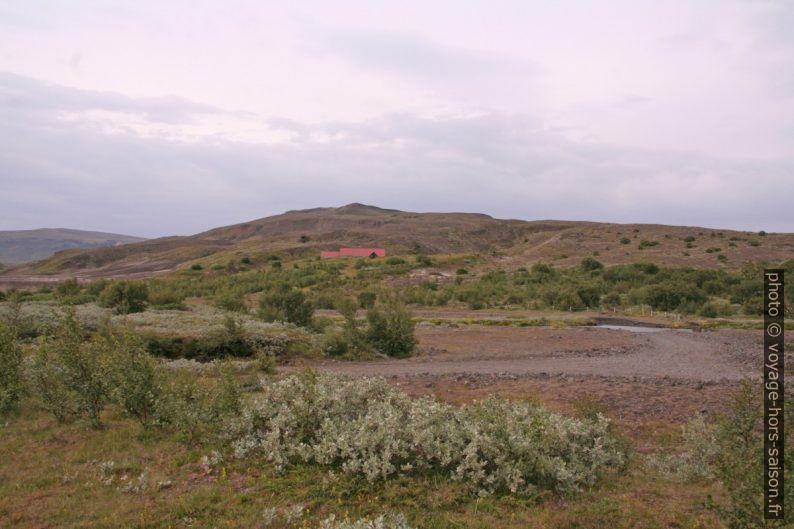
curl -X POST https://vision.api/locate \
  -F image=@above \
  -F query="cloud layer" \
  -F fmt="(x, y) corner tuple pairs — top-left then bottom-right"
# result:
(0, 1), (792, 237)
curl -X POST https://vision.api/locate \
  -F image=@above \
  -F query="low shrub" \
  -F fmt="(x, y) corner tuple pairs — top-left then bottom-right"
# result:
(98, 281), (148, 314)
(232, 374), (628, 496)
(638, 240), (659, 249)
(259, 288), (314, 327)
(108, 331), (162, 429)
(214, 289), (247, 312)
(155, 362), (241, 446)
(365, 301), (416, 358)
(357, 291), (377, 309)
(319, 513), (414, 529)
(646, 414), (718, 481)
(29, 309), (112, 428)
(0, 323), (23, 415)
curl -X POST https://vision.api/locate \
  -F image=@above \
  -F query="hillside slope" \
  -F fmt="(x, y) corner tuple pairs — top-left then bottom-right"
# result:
(0, 228), (146, 264)
(2, 204), (793, 280)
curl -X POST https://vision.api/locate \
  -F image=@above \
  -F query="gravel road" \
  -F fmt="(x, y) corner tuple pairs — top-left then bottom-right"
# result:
(290, 326), (765, 384)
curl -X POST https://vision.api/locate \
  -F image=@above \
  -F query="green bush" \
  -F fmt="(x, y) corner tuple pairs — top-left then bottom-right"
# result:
(706, 381), (793, 528)
(98, 281), (149, 314)
(415, 255), (433, 266)
(55, 278), (83, 303)
(30, 341), (80, 423)
(638, 240), (659, 249)
(31, 310), (112, 428)
(214, 289), (247, 312)
(147, 282), (187, 310)
(357, 291), (377, 309)
(259, 288), (313, 327)
(155, 362), (241, 446)
(365, 300), (416, 358)
(602, 292), (621, 307)
(580, 257), (603, 271)
(108, 331), (161, 429)
(0, 323), (23, 415)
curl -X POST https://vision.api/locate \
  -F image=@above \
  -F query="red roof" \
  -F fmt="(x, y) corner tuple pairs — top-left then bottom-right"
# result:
(340, 247), (386, 257)
(320, 247), (386, 258)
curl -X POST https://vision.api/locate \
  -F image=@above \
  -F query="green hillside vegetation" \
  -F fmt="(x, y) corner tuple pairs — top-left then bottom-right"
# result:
(3, 204), (793, 279)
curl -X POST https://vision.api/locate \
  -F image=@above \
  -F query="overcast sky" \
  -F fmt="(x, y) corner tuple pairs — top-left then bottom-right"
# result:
(1, 0), (792, 237)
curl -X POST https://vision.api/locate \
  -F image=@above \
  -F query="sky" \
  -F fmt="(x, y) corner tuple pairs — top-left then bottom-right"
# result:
(0, 0), (792, 238)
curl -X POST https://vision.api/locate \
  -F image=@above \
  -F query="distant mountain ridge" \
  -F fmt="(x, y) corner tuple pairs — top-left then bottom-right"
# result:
(0, 228), (146, 264)
(2, 204), (793, 279)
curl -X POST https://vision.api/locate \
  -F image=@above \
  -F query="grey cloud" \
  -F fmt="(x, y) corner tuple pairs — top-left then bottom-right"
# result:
(0, 72), (220, 124)
(319, 30), (539, 82)
(1, 73), (792, 237)
(313, 29), (542, 107)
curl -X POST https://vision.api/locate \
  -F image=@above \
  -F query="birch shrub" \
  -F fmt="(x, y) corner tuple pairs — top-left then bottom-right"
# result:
(232, 373), (628, 496)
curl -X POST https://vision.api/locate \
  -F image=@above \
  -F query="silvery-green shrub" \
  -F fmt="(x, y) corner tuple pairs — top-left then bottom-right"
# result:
(232, 373), (628, 496)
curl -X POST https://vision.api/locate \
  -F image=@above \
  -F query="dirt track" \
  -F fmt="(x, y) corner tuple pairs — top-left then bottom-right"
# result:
(292, 325), (763, 384)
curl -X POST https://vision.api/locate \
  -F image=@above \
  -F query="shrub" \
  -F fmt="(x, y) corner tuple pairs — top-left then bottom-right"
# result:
(319, 513), (414, 529)
(322, 331), (351, 357)
(385, 257), (405, 266)
(706, 381), (793, 528)
(415, 255), (433, 267)
(640, 283), (704, 312)
(232, 374), (628, 496)
(214, 289), (247, 312)
(29, 339), (80, 423)
(357, 291), (377, 309)
(646, 414), (718, 481)
(155, 362), (241, 445)
(602, 292), (621, 307)
(365, 301), (416, 358)
(620, 237), (631, 245)
(31, 309), (111, 428)
(190, 263), (203, 271)
(638, 240), (659, 249)
(0, 323), (23, 415)
(580, 257), (603, 271)
(259, 288), (313, 327)
(98, 281), (148, 314)
(108, 331), (161, 429)
(147, 283), (187, 310)
(456, 268), (468, 275)
(55, 278), (82, 303)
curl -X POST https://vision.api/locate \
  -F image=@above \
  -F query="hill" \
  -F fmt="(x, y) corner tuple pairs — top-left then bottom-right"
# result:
(2, 204), (793, 280)
(0, 228), (145, 264)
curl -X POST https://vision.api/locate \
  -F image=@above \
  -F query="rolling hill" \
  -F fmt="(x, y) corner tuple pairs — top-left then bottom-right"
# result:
(0, 228), (146, 264)
(1, 204), (793, 281)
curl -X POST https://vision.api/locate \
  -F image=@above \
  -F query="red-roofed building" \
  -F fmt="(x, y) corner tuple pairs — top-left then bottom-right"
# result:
(320, 247), (386, 258)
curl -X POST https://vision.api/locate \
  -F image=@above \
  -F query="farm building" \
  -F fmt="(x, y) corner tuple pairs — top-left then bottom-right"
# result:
(320, 247), (386, 258)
